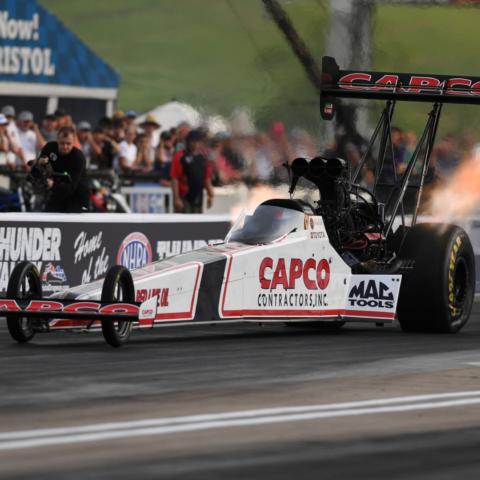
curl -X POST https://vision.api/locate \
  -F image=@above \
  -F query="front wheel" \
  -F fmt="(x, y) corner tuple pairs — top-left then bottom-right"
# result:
(7, 261), (42, 343)
(101, 265), (135, 347)
(397, 223), (475, 333)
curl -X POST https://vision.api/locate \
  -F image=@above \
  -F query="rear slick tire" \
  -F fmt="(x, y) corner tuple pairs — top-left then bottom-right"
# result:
(6, 261), (42, 343)
(397, 223), (475, 333)
(101, 265), (135, 347)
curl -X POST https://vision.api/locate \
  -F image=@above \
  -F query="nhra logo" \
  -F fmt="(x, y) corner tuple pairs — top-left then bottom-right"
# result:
(117, 232), (152, 270)
(348, 280), (394, 309)
(259, 257), (330, 290)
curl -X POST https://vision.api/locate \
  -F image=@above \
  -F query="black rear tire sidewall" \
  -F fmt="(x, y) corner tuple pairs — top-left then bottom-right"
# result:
(6, 261), (42, 343)
(101, 265), (135, 347)
(441, 230), (473, 332)
(397, 223), (475, 333)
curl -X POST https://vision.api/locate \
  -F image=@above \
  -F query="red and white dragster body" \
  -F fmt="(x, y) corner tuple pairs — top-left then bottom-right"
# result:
(57, 210), (399, 328)
(0, 201), (402, 345)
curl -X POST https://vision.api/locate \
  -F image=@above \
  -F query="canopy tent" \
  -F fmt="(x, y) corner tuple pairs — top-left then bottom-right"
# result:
(0, 0), (120, 124)
(136, 101), (201, 131)
(136, 101), (235, 138)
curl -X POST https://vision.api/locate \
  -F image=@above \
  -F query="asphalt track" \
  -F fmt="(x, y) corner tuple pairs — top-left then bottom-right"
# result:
(2, 306), (480, 479)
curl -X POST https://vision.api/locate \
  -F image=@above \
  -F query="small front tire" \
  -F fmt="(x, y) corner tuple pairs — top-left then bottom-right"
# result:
(6, 261), (42, 343)
(101, 265), (135, 347)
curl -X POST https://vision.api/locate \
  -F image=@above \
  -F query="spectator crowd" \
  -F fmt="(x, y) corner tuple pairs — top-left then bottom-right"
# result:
(0, 105), (319, 189)
(0, 103), (476, 212)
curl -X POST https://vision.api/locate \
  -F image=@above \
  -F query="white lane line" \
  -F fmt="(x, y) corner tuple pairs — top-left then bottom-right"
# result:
(2, 392), (480, 451)
(2, 390), (480, 442)
(3, 391), (480, 441)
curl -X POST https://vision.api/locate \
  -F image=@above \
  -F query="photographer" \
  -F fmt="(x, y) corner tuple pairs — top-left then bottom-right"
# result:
(33, 126), (90, 213)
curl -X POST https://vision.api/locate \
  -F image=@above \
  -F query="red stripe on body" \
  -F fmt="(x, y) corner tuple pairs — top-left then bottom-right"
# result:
(152, 262), (202, 322)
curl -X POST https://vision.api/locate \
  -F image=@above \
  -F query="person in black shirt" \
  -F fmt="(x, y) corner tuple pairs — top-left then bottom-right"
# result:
(37, 126), (90, 213)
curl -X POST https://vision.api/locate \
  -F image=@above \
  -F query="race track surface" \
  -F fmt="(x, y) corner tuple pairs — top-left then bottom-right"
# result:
(2, 307), (480, 479)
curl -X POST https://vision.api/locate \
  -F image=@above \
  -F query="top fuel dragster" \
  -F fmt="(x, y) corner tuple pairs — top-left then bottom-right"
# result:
(1, 57), (475, 346)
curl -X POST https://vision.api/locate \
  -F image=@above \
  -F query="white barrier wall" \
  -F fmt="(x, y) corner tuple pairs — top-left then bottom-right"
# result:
(0, 213), (231, 294)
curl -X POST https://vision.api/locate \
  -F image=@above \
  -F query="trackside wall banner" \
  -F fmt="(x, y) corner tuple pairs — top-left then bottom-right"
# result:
(0, 213), (230, 294)
(0, 0), (119, 88)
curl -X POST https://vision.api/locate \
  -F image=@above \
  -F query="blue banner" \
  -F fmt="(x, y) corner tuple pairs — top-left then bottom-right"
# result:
(0, 0), (119, 88)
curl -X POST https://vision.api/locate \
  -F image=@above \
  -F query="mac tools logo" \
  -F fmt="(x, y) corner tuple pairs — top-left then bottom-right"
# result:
(117, 232), (152, 269)
(348, 276), (401, 310)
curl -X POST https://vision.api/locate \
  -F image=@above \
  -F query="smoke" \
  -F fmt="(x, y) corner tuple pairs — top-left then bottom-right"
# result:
(230, 184), (287, 221)
(427, 150), (480, 223)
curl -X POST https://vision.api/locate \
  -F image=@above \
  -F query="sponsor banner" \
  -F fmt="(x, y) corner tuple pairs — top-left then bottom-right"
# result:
(0, 214), (230, 294)
(0, 225), (64, 292)
(0, 0), (119, 87)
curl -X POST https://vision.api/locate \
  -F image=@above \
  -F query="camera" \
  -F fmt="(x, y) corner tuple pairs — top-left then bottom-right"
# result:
(27, 156), (71, 191)
(27, 157), (54, 190)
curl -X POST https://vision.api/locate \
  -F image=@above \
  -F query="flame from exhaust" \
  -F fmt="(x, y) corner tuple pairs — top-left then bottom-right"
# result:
(427, 151), (480, 222)
(230, 185), (287, 222)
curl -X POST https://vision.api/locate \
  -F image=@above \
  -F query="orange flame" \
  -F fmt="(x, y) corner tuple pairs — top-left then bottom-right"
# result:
(427, 151), (480, 222)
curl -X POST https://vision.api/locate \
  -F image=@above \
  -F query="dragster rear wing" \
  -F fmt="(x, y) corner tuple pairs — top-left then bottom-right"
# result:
(320, 56), (480, 120)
